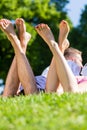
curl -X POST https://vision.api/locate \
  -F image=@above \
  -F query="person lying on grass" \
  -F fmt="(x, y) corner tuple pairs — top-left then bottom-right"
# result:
(35, 21), (87, 94)
(0, 18), (87, 97)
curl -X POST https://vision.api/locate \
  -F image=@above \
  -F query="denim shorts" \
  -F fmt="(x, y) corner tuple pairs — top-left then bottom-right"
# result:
(35, 75), (46, 90)
(19, 75), (46, 93)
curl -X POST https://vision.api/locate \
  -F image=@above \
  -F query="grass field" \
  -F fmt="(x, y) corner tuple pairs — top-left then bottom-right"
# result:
(0, 93), (87, 130)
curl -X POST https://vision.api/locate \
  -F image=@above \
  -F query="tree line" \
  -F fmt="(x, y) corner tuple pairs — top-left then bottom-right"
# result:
(0, 0), (87, 81)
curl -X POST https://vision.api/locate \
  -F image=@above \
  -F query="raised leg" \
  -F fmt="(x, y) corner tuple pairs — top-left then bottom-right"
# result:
(46, 21), (70, 93)
(0, 19), (20, 97)
(35, 24), (59, 92)
(2, 18), (31, 97)
(56, 21), (70, 94)
(15, 18), (38, 94)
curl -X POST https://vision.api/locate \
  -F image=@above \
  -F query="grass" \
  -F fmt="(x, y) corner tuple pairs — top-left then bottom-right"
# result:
(0, 93), (87, 130)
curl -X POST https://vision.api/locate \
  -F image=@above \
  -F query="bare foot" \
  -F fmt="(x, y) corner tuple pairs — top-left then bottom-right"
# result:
(16, 18), (31, 52)
(0, 19), (23, 55)
(58, 20), (70, 53)
(0, 19), (17, 43)
(35, 23), (55, 47)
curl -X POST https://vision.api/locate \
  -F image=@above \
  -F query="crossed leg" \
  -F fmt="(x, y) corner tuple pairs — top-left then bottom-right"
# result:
(35, 21), (78, 93)
(3, 18), (32, 97)
(0, 18), (38, 97)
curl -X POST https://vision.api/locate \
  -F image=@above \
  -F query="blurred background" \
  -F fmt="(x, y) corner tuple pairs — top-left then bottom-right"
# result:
(0, 0), (87, 93)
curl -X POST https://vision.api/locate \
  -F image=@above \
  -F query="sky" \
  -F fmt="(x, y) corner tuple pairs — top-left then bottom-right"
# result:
(66, 0), (87, 27)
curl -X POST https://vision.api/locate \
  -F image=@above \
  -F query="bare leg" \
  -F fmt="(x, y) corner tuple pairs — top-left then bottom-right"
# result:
(3, 57), (20, 97)
(35, 24), (59, 92)
(0, 19), (38, 96)
(16, 18), (31, 95)
(46, 57), (59, 92)
(46, 21), (70, 93)
(56, 21), (70, 94)
(58, 20), (70, 53)
(0, 19), (20, 97)
(35, 22), (78, 93)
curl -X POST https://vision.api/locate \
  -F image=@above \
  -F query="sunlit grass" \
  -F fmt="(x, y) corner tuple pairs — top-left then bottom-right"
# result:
(0, 93), (87, 130)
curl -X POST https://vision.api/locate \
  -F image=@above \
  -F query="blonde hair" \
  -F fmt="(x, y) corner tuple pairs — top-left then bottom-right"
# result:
(64, 47), (82, 59)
